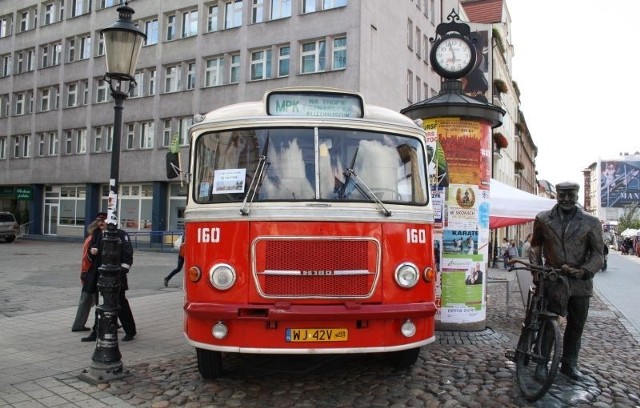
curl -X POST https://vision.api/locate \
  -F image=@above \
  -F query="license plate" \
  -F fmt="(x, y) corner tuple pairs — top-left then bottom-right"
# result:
(285, 328), (348, 342)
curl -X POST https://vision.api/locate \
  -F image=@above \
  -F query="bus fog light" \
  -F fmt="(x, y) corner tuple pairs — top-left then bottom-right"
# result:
(212, 322), (228, 339)
(401, 319), (416, 338)
(209, 263), (236, 290)
(395, 263), (419, 288)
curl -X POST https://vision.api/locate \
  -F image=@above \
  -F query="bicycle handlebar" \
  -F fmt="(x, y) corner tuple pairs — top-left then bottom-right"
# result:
(507, 259), (564, 282)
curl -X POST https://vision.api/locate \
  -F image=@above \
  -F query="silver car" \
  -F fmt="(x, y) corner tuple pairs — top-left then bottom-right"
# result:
(0, 212), (19, 243)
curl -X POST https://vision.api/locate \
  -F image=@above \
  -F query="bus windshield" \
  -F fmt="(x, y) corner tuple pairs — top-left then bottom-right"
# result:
(193, 127), (428, 205)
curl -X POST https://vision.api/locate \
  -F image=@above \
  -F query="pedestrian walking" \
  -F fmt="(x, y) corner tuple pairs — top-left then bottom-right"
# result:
(529, 181), (604, 381)
(164, 233), (185, 287)
(70, 218), (102, 332)
(82, 212), (137, 342)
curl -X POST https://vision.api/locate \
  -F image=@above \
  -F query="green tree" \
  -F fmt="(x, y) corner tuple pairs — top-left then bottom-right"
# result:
(617, 203), (640, 234)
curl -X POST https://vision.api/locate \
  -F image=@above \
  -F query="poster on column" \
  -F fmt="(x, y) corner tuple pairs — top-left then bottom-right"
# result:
(423, 118), (493, 326)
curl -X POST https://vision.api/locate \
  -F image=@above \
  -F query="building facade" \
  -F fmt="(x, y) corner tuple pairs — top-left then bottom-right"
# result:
(0, 0), (447, 239)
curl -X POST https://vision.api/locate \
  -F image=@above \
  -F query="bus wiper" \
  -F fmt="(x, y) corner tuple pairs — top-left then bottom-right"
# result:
(240, 135), (270, 215)
(344, 151), (391, 217)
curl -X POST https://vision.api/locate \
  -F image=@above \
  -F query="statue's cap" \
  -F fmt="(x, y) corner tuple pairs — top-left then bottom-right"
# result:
(555, 181), (579, 191)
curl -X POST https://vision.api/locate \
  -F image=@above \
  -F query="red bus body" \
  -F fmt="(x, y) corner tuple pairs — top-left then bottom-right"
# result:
(175, 88), (436, 378)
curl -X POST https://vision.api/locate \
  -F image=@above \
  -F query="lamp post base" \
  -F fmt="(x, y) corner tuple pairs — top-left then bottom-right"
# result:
(79, 361), (129, 384)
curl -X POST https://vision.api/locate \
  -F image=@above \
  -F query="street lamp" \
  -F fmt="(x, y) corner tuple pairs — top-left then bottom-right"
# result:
(81, 3), (145, 384)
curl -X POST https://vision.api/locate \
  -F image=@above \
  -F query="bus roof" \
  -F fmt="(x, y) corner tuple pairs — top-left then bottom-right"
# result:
(195, 87), (420, 129)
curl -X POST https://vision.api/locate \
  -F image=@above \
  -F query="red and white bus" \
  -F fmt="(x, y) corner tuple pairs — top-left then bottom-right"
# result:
(168, 87), (437, 378)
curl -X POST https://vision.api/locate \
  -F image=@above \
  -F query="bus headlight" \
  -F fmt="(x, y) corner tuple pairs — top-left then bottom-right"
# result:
(395, 263), (419, 288)
(209, 263), (236, 290)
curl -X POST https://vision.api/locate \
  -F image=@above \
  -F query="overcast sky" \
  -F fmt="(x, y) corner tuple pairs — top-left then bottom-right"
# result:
(507, 0), (640, 189)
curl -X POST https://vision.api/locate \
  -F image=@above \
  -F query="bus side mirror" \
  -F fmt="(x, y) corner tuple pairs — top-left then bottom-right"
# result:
(166, 152), (181, 179)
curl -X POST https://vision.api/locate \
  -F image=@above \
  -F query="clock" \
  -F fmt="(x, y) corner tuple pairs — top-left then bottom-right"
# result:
(430, 34), (477, 79)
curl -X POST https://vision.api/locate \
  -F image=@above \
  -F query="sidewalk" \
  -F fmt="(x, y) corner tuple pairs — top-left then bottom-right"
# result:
(1, 264), (639, 407)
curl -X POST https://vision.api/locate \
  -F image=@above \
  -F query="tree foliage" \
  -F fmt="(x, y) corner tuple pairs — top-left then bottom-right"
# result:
(617, 202), (640, 234)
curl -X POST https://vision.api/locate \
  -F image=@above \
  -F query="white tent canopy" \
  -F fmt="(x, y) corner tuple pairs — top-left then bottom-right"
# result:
(490, 178), (556, 228)
(620, 228), (638, 238)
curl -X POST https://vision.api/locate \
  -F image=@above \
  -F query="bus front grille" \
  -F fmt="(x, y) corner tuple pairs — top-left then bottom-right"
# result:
(253, 238), (379, 298)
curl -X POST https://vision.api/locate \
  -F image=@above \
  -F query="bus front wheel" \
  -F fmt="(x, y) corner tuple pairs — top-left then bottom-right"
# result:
(196, 348), (222, 379)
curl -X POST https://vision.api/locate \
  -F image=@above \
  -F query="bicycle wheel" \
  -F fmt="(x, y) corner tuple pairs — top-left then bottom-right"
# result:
(515, 318), (562, 401)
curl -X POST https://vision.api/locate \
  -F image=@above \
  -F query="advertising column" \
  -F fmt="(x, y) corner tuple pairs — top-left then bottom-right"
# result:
(425, 118), (493, 329)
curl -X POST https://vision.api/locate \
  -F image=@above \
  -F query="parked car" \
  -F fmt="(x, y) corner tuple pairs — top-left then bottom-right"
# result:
(0, 212), (19, 243)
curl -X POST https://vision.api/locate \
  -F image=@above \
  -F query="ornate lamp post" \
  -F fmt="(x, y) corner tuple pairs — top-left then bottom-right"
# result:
(81, 3), (145, 384)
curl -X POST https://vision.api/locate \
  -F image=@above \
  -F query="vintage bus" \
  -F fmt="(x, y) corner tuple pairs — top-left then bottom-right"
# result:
(168, 87), (437, 378)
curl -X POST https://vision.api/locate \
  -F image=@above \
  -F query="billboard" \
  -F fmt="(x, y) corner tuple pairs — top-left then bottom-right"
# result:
(601, 159), (640, 207)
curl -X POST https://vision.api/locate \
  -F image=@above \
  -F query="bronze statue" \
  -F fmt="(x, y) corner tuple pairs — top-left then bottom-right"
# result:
(529, 181), (604, 381)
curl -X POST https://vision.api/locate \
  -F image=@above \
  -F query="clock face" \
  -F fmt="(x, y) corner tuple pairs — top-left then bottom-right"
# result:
(433, 36), (475, 75)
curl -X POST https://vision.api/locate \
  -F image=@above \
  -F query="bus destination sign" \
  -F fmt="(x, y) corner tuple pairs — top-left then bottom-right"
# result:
(267, 92), (363, 118)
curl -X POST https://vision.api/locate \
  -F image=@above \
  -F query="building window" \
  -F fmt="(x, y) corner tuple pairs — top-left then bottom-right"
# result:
(68, 38), (76, 62)
(250, 48), (271, 81)
(149, 69), (156, 95)
(1, 54), (12, 77)
(162, 119), (172, 147)
(59, 186), (86, 226)
(230, 53), (240, 83)
(43, 3), (55, 25)
(271, 0), (291, 19)
(38, 134), (46, 157)
(13, 136), (20, 158)
(205, 57), (223, 87)
(130, 72), (144, 97)
(22, 135), (31, 158)
(72, 0), (90, 17)
(97, 32), (105, 56)
(16, 51), (24, 74)
(52, 43), (62, 65)
(186, 62), (196, 90)
(140, 121), (155, 149)
(76, 129), (86, 154)
(27, 49), (35, 71)
(182, 9), (198, 38)
(94, 127), (103, 152)
(126, 123), (135, 150)
(144, 18), (158, 45)
(252, 0), (264, 23)
(207, 5), (219, 32)
(96, 78), (109, 103)
(53, 85), (60, 109)
(324, 0), (347, 9)
(407, 19), (413, 50)
(82, 80), (89, 105)
(19, 11), (29, 32)
(179, 117), (192, 145)
(65, 131), (73, 154)
(15, 93), (25, 115)
(301, 40), (326, 73)
(0, 15), (12, 38)
(80, 35), (91, 60)
(225, 0), (243, 29)
(302, 0), (315, 13)
(41, 45), (49, 67)
(41, 88), (50, 111)
(106, 125), (113, 152)
(166, 14), (176, 41)
(278, 45), (289, 77)
(67, 83), (78, 107)
(48, 132), (58, 156)
(0, 136), (6, 159)
(332, 36), (346, 69)
(164, 65), (180, 93)
(407, 69), (413, 103)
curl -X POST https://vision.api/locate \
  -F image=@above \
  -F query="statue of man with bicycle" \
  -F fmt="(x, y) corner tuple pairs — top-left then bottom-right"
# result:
(529, 181), (604, 382)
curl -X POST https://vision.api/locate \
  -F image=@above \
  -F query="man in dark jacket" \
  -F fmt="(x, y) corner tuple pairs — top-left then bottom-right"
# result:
(529, 182), (604, 381)
(82, 212), (137, 342)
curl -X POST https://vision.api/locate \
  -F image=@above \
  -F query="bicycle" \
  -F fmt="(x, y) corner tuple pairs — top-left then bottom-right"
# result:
(507, 259), (566, 402)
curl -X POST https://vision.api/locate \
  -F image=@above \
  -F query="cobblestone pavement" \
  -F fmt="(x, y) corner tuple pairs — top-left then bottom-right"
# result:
(0, 240), (639, 407)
